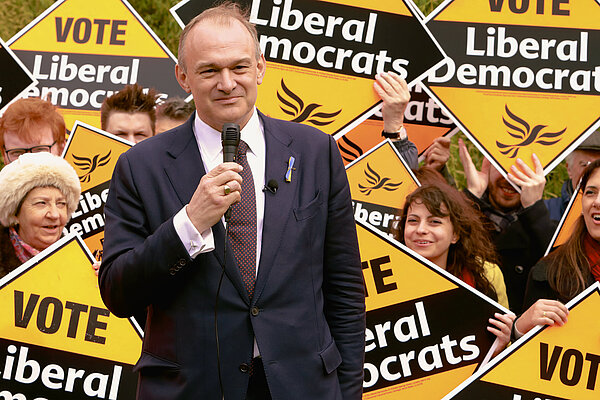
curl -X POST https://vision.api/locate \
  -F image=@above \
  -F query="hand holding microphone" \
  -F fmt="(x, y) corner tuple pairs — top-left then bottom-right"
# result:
(185, 123), (242, 233)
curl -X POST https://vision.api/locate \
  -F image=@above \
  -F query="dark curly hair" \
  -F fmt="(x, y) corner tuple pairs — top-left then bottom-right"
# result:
(394, 183), (499, 301)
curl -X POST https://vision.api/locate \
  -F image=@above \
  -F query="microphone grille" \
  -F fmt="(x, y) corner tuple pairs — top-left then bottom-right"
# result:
(222, 123), (240, 143)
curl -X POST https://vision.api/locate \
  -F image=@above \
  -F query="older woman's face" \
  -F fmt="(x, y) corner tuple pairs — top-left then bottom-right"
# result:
(582, 168), (600, 241)
(16, 186), (68, 251)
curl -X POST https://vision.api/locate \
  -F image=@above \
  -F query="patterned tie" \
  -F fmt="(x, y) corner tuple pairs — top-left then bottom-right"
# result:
(229, 140), (257, 300)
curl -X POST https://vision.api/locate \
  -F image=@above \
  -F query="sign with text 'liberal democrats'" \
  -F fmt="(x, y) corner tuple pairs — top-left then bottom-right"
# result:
(0, 37), (37, 115)
(62, 121), (132, 261)
(0, 235), (142, 400)
(337, 83), (458, 166)
(423, 0), (600, 179)
(8, 0), (188, 130)
(358, 221), (508, 399)
(442, 282), (600, 400)
(346, 140), (420, 236)
(171, 0), (446, 136)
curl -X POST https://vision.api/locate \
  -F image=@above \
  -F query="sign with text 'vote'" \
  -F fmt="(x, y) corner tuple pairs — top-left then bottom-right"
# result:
(443, 282), (600, 400)
(0, 38), (37, 115)
(423, 0), (600, 180)
(336, 82), (458, 166)
(62, 121), (132, 261)
(358, 221), (507, 399)
(170, 0), (446, 136)
(8, 0), (188, 130)
(346, 140), (420, 236)
(0, 235), (142, 400)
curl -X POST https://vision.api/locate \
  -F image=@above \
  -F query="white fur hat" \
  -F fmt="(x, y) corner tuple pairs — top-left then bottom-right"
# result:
(0, 153), (81, 227)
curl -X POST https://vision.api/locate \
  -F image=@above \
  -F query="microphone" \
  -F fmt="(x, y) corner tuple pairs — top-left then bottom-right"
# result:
(221, 123), (240, 163)
(222, 123), (240, 222)
(263, 179), (278, 194)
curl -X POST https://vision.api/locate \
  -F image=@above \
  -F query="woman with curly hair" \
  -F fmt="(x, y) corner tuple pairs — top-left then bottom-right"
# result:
(394, 180), (514, 354)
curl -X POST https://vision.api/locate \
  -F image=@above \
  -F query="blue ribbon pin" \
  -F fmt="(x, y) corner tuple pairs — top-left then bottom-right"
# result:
(285, 156), (295, 182)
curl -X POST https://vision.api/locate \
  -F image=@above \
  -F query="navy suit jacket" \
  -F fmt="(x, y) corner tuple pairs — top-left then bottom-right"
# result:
(99, 112), (365, 399)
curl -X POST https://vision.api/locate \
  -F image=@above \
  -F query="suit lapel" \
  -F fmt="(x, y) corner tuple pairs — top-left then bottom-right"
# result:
(253, 113), (299, 303)
(163, 117), (248, 303)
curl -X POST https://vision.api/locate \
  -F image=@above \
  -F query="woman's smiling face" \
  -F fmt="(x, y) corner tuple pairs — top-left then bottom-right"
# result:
(403, 200), (458, 269)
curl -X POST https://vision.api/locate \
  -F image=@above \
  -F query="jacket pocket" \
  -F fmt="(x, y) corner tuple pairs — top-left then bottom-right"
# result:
(319, 339), (342, 375)
(294, 190), (323, 221)
(133, 351), (181, 373)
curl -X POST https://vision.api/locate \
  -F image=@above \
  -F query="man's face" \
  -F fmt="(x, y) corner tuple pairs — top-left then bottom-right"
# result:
(105, 111), (154, 144)
(175, 19), (265, 131)
(488, 167), (521, 212)
(2, 124), (63, 164)
(567, 150), (600, 187)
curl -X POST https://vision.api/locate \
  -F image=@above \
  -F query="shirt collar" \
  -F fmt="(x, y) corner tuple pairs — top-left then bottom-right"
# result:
(193, 109), (263, 165)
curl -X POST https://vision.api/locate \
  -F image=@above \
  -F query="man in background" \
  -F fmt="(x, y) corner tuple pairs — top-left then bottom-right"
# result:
(0, 97), (66, 165)
(459, 140), (557, 312)
(155, 97), (195, 134)
(100, 83), (157, 144)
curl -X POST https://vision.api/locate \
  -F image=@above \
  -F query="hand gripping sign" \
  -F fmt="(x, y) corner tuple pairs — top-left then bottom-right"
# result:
(170, 0), (447, 136)
(8, 0), (189, 130)
(336, 83), (458, 166)
(423, 0), (600, 181)
(61, 121), (132, 262)
(357, 221), (509, 399)
(0, 235), (142, 400)
(442, 282), (600, 400)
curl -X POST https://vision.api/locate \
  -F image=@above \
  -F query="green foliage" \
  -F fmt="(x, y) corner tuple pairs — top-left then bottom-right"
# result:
(0, 0), (567, 198)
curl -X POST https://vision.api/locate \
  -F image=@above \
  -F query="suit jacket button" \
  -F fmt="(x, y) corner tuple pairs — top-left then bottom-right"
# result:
(250, 307), (259, 316)
(515, 265), (524, 274)
(178, 259), (186, 267)
(239, 363), (250, 373)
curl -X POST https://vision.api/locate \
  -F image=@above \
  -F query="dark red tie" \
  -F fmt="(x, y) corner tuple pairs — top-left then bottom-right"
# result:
(229, 140), (257, 300)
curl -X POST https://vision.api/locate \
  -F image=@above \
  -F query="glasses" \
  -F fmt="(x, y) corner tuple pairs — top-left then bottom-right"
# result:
(3, 141), (57, 162)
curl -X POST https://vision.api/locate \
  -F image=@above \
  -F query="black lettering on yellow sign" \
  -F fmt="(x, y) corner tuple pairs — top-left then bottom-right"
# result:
(362, 256), (396, 297)
(55, 18), (127, 45)
(540, 342), (600, 390)
(488, 0), (570, 16)
(13, 290), (109, 344)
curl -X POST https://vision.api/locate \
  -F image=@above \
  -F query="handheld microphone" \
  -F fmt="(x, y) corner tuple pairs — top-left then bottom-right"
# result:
(263, 179), (278, 194)
(221, 123), (240, 163)
(222, 123), (240, 222)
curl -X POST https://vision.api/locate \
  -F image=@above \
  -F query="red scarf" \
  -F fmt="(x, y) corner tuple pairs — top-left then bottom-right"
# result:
(583, 233), (600, 283)
(8, 226), (39, 264)
(460, 268), (476, 288)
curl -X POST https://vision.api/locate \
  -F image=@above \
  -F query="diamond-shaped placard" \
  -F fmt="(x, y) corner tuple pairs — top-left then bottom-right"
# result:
(423, 0), (600, 178)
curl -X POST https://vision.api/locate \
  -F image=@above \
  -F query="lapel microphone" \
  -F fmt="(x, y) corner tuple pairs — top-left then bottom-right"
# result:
(222, 123), (240, 222)
(263, 179), (278, 194)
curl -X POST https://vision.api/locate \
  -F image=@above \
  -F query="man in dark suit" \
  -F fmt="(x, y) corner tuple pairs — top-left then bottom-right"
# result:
(99, 3), (365, 399)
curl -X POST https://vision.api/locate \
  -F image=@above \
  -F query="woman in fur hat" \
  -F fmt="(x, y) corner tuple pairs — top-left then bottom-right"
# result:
(0, 152), (81, 278)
